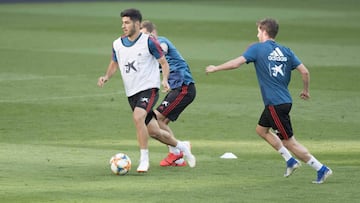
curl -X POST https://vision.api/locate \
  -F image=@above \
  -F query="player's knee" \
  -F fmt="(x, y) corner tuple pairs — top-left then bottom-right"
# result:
(133, 109), (146, 124)
(146, 119), (162, 139)
(255, 125), (266, 137)
(153, 110), (166, 121)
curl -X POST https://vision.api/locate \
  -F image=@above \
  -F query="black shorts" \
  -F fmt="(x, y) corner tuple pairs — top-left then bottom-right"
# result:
(156, 83), (196, 121)
(128, 88), (159, 125)
(258, 103), (293, 140)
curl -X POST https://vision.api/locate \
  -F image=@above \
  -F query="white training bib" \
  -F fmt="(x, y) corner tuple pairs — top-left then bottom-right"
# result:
(113, 34), (160, 97)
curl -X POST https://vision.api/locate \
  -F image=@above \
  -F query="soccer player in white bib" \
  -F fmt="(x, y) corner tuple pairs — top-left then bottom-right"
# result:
(97, 8), (195, 172)
(205, 18), (332, 184)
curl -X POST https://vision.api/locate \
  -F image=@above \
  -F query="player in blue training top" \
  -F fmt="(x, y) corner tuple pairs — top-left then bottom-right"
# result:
(97, 9), (195, 173)
(141, 20), (196, 167)
(206, 18), (332, 184)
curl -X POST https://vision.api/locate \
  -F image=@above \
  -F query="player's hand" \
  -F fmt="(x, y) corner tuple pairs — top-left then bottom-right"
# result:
(205, 65), (217, 74)
(161, 79), (170, 93)
(300, 91), (310, 100)
(97, 76), (108, 87)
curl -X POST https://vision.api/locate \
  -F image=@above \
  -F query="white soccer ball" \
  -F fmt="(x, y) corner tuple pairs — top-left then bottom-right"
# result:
(109, 153), (132, 175)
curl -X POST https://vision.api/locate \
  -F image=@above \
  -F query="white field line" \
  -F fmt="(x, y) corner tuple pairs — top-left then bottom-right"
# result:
(0, 92), (123, 103)
(0, 75), (68, 82)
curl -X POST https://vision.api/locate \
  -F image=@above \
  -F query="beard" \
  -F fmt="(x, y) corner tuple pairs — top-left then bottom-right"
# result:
(126, 24), (137, 38)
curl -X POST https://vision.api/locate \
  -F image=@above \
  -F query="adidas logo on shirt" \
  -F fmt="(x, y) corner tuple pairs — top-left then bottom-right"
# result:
(268, 47), (287, 62)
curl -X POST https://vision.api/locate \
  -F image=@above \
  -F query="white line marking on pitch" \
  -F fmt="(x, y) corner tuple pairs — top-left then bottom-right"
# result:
(0, 92), (123, 103)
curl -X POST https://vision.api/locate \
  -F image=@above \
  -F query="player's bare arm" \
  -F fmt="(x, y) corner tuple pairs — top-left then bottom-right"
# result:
(98, 60), (118, 87)
(296, 64), (310, 100)
(158, 56), (170, 92)
(205, 56), (247, 74)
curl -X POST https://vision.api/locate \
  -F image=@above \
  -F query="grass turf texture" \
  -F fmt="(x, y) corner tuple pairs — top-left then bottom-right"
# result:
(1, 0), (360, 202)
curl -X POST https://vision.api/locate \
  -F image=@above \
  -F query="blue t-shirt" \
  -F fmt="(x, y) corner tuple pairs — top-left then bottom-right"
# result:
(157, 36), (195, 89)
(242, 40), (302, 106)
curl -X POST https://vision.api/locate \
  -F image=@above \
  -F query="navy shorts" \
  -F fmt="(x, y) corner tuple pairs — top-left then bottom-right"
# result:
(128, 88), (159, 125)
(258, 103), (293, 140)
(156, 83), (196, 121)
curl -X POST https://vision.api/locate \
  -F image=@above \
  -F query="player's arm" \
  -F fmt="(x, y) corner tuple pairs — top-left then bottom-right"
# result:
(205, 56), (247, 74)
(296, 63), (310, 100)
(98, 59), (118, 88)
(98, 48), (119, 87)
(148, 36), (170, 92)
(158, 56), (170, 92)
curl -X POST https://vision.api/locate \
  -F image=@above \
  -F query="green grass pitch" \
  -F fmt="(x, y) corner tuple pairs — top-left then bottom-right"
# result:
(0, 0), (360, 202)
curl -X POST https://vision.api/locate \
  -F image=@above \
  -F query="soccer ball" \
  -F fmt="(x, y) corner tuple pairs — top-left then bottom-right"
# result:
(109, 153), (131, 175)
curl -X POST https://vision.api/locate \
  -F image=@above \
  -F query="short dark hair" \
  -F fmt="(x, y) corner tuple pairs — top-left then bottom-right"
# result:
(120, 8), (142, 22)
(257, 18), (279, 39)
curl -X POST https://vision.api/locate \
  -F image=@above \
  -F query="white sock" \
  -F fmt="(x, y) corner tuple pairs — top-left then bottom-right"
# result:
(174, 158), (185, 164)
(169, 146), (181, 155)
(278, 146), (292, 162)
(176, 141), (191, 157)
(307, 155), (323, 171)
(140, 149), (149, 162)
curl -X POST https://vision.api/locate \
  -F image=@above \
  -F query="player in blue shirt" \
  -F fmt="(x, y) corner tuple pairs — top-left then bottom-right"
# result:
(141, 20), (196, 167)
(206, 18), (332, 184)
